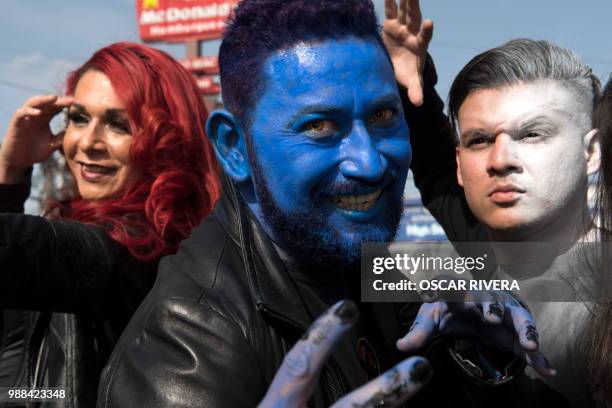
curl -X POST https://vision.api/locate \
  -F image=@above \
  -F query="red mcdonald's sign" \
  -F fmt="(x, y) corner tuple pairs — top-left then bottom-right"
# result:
(178, 56), (219, 74)
(196, 75), (221, 94)
(136, 0), (239, 42)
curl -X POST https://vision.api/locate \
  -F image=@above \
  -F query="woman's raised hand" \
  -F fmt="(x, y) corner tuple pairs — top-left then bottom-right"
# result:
(0, 94), (73, 183)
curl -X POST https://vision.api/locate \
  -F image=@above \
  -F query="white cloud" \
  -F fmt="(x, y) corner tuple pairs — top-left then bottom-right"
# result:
(0, 52), (82, 132)
(8, 53), (44, 70)
(4, 52), (78, 74)
(0, 52), (79, 93)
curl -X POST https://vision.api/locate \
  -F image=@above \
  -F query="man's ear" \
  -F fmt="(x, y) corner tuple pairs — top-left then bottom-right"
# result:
(206, 109), (251, 184)
(584, 128), (601, 176)
(456, 147), (464, 187)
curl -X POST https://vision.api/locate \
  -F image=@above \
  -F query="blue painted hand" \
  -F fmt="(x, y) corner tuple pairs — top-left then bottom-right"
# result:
(258, 300), (433, 408)
(396, 291), (557, 379)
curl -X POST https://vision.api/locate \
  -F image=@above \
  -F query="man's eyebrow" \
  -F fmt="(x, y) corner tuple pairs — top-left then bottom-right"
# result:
(461, 128), (491, 140)
(518, 114), (562, 128)
(367, 94), (401, 110)
(285, 94), (401, 125)
(287, 105), (346, 124)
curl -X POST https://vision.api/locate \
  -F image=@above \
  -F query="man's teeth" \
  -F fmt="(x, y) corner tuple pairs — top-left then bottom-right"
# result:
(330, 189), (382, 211)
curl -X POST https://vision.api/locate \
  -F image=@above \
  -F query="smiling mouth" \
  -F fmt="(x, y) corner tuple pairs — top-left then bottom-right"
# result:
(328, 189), (382, 211)
(78, 162), (118, 177)
(77, 162), (117, 183)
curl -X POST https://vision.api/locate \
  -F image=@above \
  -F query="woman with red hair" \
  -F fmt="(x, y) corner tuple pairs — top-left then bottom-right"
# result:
(0, 42), (220, 405)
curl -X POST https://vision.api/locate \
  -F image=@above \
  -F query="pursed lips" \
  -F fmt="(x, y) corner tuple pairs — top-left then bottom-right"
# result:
(487, 183), (526, 196)
(487, 183), (526, 204)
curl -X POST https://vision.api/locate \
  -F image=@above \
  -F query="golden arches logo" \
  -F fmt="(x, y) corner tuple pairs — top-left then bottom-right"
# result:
(142, 0), (159, 9)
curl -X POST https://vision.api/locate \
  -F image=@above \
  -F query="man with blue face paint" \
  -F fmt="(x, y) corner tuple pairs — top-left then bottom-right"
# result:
(98, 1), (550, 407)
(235, 38), (411, 272)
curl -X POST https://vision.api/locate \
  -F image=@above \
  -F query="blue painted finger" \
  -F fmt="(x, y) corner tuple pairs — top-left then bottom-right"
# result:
(396, 302), (446, 352)
(330, 356), (433, 408)
(258, 300), (359, 408)
(509, 306), (539, 351)
(481, 297), (505, 324)
(525, 351), (557, 378)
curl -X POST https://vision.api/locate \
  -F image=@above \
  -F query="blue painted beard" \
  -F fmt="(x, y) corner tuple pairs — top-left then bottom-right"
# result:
(248, 146), (404, 273)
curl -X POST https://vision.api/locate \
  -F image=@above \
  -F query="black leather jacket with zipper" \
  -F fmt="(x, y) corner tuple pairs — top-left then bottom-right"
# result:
(97, 175), (546, 408)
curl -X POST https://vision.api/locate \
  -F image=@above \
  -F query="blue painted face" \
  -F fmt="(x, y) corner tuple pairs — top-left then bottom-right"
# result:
(245, 37), (412, 270)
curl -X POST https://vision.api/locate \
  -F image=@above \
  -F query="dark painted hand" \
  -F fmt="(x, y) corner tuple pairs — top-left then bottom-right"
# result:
(397, 291), (557, 378)
(258, 300), (433, 408)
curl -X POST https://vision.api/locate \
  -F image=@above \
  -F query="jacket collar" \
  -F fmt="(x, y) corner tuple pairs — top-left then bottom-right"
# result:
(214, 175), (413, 351)
(216, 174), (312, 332)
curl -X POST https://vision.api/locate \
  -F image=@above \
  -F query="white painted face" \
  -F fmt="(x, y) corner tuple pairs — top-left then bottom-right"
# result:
(455, 80), (599, 240)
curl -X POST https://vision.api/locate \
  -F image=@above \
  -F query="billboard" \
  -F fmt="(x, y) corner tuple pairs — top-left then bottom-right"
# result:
(137, 0), (239, 42)
(195, 75), (221, 94)
(178, 56), (219, 74)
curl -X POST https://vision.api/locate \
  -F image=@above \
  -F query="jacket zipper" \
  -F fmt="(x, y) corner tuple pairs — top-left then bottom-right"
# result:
(258, 304), (350, 403)
(257, 303), (305, 334)
(327, 359), (350, 401)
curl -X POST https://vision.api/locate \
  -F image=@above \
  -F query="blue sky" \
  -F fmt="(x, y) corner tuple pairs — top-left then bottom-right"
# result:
(0, 0), (611, 136)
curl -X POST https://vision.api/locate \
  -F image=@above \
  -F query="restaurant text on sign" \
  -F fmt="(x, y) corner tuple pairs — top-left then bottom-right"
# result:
(137, 0), (239, 42)
(179, 56), (219, 74)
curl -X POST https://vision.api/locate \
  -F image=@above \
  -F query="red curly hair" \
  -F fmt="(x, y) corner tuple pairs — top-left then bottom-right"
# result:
(61, 42), (220, 261)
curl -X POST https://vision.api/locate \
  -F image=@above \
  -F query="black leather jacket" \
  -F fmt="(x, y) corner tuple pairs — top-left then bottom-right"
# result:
(98, 176), (544, 408)
(0, 173), (157, 408)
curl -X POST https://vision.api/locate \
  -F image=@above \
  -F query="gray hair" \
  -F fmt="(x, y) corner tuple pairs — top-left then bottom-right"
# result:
(448, 38), (601, 141)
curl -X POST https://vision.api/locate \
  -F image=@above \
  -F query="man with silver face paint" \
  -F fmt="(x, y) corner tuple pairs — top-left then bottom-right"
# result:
(395, 23), (601, 408)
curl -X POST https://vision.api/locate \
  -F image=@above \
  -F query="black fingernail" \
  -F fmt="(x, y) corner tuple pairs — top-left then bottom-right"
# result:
(334, 300), (359, 324)
(525, 324), (539, 345)
(488, 303), (502, 318)
(411, 359), (433, 384)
